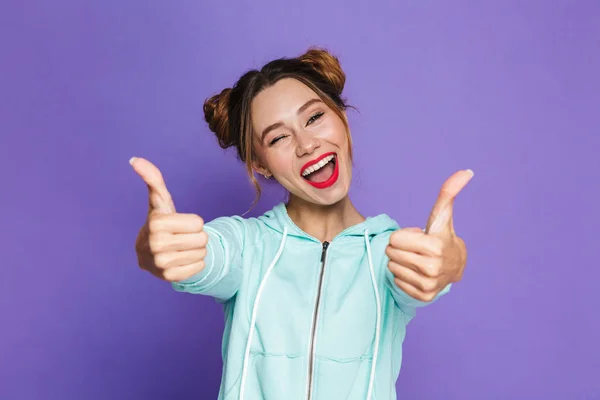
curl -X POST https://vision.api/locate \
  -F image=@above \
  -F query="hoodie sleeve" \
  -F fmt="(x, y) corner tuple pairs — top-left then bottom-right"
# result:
(171, 215), (246, 302)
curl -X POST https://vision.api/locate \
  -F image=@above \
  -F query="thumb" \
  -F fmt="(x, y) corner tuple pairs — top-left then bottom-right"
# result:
(129, 157), (176, 214)
(425, 169), (474, 235)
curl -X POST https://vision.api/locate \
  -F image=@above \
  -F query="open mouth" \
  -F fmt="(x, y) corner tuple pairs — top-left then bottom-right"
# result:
(300, 152), (339, 189)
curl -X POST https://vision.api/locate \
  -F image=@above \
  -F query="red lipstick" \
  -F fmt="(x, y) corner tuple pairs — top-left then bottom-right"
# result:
(300, 152), (339, 189)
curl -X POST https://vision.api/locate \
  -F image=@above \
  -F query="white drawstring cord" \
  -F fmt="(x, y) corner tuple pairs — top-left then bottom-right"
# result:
(239, 227), (288, 400)
(364, 230), (381, 400)
(239, 228), (380, 399)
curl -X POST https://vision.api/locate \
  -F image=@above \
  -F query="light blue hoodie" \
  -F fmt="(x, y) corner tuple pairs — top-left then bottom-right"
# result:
(172, 202), (450, 400)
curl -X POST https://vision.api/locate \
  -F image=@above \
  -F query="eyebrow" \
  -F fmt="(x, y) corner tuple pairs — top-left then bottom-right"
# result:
(260, 98), (323, 142)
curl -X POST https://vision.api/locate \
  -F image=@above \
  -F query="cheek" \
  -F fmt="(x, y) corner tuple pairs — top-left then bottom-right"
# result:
(326, 121), (350, 152)
(265, 153), (294, 176)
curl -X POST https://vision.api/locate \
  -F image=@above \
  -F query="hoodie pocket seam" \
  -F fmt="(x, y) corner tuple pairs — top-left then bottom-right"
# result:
(249, 351), (371, 364)
(315, 354), (373, 364)
(249, 350), (306, 359)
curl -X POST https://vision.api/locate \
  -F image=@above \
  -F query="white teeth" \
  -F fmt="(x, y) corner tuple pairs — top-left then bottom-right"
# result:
(302, 154), (335, 177)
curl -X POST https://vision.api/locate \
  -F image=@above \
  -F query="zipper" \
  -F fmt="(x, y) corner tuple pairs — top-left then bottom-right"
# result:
(307, 241), (330, 400)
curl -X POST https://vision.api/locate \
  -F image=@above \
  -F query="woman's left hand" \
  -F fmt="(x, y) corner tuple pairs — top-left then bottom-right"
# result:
(386, 169), (474, 302)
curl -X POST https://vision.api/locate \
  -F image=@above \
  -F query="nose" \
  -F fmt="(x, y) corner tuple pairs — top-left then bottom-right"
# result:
(295, 131), (320, 158)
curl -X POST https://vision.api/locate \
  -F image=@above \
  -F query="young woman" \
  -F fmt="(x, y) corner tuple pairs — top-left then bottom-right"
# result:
(131, 48), (473, 400)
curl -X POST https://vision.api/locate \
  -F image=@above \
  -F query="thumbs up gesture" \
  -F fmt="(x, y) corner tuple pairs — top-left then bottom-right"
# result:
(386, 169), (474, 302)
(130, 157), (208, 282)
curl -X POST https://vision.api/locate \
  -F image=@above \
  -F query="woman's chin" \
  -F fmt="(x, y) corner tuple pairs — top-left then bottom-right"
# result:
(303, 181), (350, 206)
(282, 171), (351, 206)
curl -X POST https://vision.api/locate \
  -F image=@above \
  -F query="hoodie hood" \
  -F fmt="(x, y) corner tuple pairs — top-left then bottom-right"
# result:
(258, 202), (399, 241)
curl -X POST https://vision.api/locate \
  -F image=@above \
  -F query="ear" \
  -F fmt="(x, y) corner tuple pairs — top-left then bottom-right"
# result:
(252, 160), (272, 179)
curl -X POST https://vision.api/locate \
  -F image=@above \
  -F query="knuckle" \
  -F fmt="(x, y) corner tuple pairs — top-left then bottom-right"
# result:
(425, 260), (442, 277)
(147, 216), (163, 233)
(389, 231), (400, 246)
(190, 214), (204, 231)
(422, 265), (435, 277)
(184, 250), (200, 265)
(415, 279), (426, 292)
(430, 238), (445, 256)
(198, 231), (209, 247)
(153, 252), (171, 269)
(422, 292), (437, 302)
(422, 279), (438, 293)
(161, 268), (177, 282)
(387, 261), (398, 275)
(195, 260), (206, 272)
(148, 233), (166, 253)
(148, 241), (160, 254)
(385, 245), (393, 259)
(164, 261), (205, 282)
(393, 277), (404, 289)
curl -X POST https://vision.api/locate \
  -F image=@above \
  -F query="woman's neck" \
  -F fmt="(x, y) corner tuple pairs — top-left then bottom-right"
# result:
(285, 195), (365, 242)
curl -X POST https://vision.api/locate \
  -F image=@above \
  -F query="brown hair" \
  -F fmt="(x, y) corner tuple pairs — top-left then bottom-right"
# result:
(203, 47), (352, 206)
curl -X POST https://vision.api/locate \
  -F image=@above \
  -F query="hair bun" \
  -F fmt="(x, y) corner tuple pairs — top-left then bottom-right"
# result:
(203, 88), (235, 149)
(299, 48), (346, 96)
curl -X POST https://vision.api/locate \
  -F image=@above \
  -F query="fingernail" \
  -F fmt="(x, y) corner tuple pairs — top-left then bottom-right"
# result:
(129, 157), (137, 165)
(466, 169), (474, 176)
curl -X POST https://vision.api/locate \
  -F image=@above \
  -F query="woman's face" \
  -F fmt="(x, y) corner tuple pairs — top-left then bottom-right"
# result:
(251, 78), (352, 206)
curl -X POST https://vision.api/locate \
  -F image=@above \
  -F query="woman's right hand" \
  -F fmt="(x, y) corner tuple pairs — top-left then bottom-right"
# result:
(130, 157), (208, 282)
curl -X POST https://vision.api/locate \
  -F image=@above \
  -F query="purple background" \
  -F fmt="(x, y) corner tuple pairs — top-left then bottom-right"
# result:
(2, 1), (599, 399)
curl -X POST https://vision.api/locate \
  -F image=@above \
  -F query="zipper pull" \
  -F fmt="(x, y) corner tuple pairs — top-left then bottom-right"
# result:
(321, 241), (329, 263)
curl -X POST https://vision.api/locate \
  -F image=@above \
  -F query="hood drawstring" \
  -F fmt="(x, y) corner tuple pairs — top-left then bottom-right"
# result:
(364, 229), (381, 400)
(239, 227), (288, 400)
